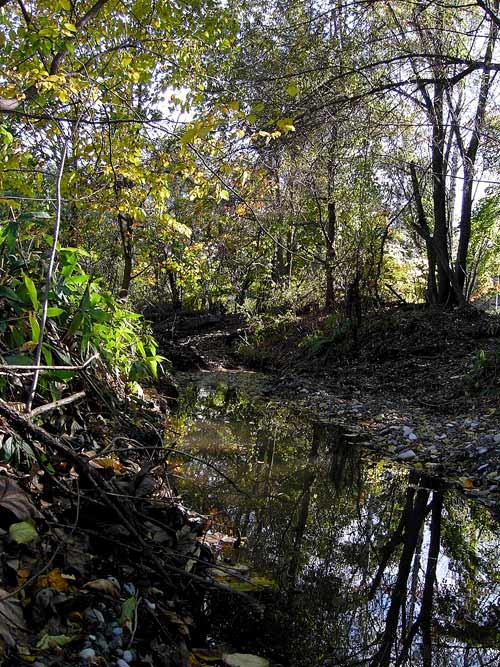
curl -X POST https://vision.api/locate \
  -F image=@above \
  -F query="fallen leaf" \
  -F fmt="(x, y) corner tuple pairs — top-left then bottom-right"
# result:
(120, 596), (137, 630)
(36, 569), (73, 592)
(90, 457), (126, 474)
(9, 521), (38, 544)
(222, 653), (269, 667)
(36, 633), (75, 650)
(463, 478), (474, 490)
(0, 589), (27, 646)
(0, 477), (37, 521)
(83, 578), (120, 598)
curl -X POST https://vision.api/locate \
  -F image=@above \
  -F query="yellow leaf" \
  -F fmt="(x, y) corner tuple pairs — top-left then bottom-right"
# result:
(462, 478), (474, 490)
(36, 568), (72, 592)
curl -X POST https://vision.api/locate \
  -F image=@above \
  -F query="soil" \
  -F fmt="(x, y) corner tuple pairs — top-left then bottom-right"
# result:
(152, 305), (500, 516)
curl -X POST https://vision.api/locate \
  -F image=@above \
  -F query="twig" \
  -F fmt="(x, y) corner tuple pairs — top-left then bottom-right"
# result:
(27, 136), (70, 413)
(109, 443), (250, 496)
(0, 352), (99, 373)
(29, 391), (86, 418)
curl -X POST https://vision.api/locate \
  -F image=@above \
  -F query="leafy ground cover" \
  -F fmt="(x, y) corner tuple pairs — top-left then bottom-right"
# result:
(0, 362), (273, 667)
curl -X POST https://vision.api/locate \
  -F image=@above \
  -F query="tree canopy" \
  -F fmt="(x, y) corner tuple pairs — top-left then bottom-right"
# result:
(1, 0), (500, 398)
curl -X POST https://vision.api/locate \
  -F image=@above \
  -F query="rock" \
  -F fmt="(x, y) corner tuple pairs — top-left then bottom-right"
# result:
(79, 648), (96, 660)
(396, 449), (417, 461)
(402, 426), (417, 440)
(116, 660), (129, 667)
(112, 627), (123, 636)
(493, 433), (500, 444)
(123, 650), (134, 662)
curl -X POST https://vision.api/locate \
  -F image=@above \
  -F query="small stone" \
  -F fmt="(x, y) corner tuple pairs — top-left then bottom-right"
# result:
(397, 449), (417, 461)
(96, 637), (109, 654)
(123, 582), (136, 596)
(493, 434), (500, 444)
(112, 627), (123, 637)
(123, 650), (134, 662)
(79, 648), (96, 660)
(116, 660), (129, 667)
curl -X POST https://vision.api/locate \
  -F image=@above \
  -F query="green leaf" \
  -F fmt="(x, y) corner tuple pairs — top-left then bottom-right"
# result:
(276, 117), (295, 133)
(37, 634), (74, 650)
(0, 221), (20, 251)
(29, 313), (40, 343)
(219, 189), (230, 201)
(222, 654), (269, 667)
(46, 307), (65, 317)
(181, 127), (198, 145)
(23, 273), (39, 310)
(120, 596), (137, 627)
(9, 521), (38, 544)
(0, 285), (22, 303)
(286, 82), (299, 97)
(18, 211), (51, 223)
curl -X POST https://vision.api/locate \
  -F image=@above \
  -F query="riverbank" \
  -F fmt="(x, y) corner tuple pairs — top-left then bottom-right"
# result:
(152, 305), (500, 516)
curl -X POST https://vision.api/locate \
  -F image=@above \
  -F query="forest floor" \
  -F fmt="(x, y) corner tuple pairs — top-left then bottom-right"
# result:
(154, 304), (500, 517)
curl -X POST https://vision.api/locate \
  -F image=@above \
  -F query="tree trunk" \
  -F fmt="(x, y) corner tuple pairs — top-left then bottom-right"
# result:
(431, 82), (452, 305)
(325, 201), (336, 310)
(117, 213), (133, 299)
(409, 163), (438, 304)
(456, 13), (497, 293)
(168, 271), (182, 310)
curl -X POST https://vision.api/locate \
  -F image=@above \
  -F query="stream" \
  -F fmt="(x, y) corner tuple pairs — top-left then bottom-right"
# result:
(169, 371), (500, 667)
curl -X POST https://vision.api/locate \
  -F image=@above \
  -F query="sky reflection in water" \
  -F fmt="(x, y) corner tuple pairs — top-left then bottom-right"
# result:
(171, 374), (500, 667)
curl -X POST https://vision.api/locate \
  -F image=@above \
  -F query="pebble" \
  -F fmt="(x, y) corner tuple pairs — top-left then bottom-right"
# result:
(116, 660), (129, 667)
(79, 648), (96, 660)
(109, 636), (123, 650)
(112, 627), (123, 636)
(123, 650), (134, 662)
(123, 582), (136, 596)
(397, 449), (417, 461)
(85, 608), (105, 626)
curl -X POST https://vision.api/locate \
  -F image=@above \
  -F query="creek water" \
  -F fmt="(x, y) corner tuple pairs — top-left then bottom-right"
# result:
(170, 371), (500, 667)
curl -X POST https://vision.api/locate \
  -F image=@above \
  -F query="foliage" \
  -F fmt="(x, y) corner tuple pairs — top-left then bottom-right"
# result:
(0, 214), (162, 397)
(301, 313), (354, 356)
(469, 347), (500, 393)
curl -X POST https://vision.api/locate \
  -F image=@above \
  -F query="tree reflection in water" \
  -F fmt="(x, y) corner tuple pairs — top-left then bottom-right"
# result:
(173, 376), (500, 667)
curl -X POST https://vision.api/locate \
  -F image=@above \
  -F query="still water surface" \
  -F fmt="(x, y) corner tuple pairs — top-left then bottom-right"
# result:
(171, 372), (499, 667)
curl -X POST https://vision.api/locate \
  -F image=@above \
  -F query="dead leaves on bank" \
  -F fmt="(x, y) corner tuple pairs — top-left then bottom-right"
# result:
(0, 477), (39, 522)
(0, 399), (275, 667)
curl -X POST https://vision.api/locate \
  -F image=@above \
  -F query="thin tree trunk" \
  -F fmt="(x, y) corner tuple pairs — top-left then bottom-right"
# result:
(325, 201), (336, 310)
(456, 10), (498, 292)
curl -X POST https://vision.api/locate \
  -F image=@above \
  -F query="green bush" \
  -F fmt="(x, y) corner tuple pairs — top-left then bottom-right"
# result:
(0, 213), (163, 398)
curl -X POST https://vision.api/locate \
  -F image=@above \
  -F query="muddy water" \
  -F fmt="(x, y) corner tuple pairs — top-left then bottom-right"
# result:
(171, 372), (500, 667)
